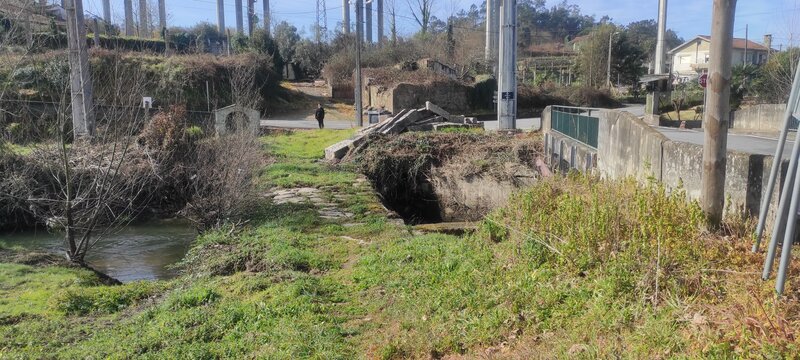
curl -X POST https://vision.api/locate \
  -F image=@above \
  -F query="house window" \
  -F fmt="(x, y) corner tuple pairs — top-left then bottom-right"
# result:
(704, 54), (710, 63)
(680, 56), (691, 64)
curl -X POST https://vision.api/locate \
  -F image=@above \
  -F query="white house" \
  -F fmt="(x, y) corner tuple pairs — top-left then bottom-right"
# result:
(669, 35), (773, 83)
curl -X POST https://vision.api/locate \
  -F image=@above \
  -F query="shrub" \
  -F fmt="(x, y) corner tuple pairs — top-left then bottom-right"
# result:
(185, 125), (204, 140)
(181, 133), (265, 230)
(52, 282), (164, 315)
(167, 286), (220, 309)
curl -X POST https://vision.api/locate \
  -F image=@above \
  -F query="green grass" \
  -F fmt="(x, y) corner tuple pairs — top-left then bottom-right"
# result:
(262, 129), (355, 160)
(1, 130), (797, 358)
(0, 263), (94, 317)
(260, 129), (359, 190)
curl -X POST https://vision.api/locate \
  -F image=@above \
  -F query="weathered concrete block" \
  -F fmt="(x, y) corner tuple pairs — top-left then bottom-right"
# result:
(325, 139), (354, 160)
(425, 101), (450, 116)
(374, 109), (408, 133)
(407, 124), (435, 132)
(425, 101), (465, 123)
(382, 109), (424, 134)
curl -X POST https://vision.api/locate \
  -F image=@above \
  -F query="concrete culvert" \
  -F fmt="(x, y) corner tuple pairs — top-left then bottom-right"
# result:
(347, 132), (547, 224)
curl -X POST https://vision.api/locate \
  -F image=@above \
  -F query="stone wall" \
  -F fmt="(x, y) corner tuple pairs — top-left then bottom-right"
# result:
(364, 82), (471, 113)
(328, 83), (355, 101)
(731, 104), (789, 132)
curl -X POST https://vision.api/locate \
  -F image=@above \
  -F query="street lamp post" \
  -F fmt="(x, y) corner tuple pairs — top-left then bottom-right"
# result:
(607, 31), (620, 88)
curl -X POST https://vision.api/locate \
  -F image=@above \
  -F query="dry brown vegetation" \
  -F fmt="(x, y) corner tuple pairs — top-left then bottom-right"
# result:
(349, 131), (546, 223)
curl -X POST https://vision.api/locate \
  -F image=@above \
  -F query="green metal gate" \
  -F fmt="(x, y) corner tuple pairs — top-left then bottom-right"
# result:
(551, 106), (599, 149)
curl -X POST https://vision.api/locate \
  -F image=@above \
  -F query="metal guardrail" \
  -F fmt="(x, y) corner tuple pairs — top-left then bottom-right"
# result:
(550, 105), (600, 149)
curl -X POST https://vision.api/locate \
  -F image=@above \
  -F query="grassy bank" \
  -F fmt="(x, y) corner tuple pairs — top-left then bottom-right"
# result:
(1, 130), (799, 358)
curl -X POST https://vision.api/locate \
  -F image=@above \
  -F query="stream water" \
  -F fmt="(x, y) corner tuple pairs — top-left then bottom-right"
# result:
(0, 221), (196, 283)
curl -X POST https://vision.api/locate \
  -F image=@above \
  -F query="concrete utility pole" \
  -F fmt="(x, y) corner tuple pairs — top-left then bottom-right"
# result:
(485, 0), (500, 71)
(124, 0), (134, 36)
(701, 0), (736, 227)
(377, 0), (383, 44)
(497, 0), (516, 130)
(744, 24), (749, 65)
(139, 0), (149, 38)
(646, 0), (668, 120)
(102, 0), (111, 24)
(339, 1), (349, 34)
(365, 0), (372, 44)
(654, 0), (667, 75)
(65, 0), (96, 139)
(158, 0), (166, 34)
(485, 0), (494, 63)
(235, 0), (244, 34)
(247, 0), (255, 36)
(217, 0), (225, 32)
(354, 0), (364, 126)
(263, 0), (270, 35)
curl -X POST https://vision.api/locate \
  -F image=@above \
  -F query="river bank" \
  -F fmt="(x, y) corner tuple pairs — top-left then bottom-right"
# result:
(1, 129), (799, 358)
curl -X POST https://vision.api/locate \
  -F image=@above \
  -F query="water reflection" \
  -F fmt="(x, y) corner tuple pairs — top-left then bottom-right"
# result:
(0, 221), (196, 283)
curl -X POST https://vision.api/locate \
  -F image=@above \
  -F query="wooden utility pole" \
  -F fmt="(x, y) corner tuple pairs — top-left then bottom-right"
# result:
(701, 0), (736, 227)
(65, 0), (96, 139)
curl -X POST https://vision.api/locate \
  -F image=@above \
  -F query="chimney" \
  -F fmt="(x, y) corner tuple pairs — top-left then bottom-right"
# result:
(764, 34), (773, 51)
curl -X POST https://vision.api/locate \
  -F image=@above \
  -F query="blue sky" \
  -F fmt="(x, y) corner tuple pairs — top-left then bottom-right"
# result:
(80, 0), (799, 49)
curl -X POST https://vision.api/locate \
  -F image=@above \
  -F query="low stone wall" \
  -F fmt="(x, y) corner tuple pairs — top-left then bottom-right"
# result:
(731, 104), (788, 132)
(364, 82), (471, 113)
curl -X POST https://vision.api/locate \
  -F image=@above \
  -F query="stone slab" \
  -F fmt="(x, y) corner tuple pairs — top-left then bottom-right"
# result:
(325, 139), (355, 160)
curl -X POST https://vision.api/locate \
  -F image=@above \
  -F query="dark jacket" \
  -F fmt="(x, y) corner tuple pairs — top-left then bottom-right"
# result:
(315, 107), (325, 121)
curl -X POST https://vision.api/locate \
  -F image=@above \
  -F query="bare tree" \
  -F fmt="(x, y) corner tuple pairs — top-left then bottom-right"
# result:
(408, 0), (434, 35)
(229, 57), (262, 109)
(13, 54), (160, 265)
(181, 133), (263, 230)
(389, 0), (397, 45)
(181, 56), (265, 230)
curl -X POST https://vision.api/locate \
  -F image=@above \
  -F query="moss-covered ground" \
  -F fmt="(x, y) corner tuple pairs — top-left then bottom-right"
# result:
(2, 129), (799, 359)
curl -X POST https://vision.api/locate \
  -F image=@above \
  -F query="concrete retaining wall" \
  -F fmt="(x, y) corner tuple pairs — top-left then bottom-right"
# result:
(363, 82), (471, 113)
(595, 110), (784, 220)
(731, 104), (788, 131)
(598, 110), (668, 182)
(542, 106), (786, 221)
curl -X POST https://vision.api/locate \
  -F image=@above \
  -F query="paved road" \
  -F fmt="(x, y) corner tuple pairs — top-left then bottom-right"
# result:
(261, 119), (354, 130)
(622, 103), (645, 117)
(656, 127), (792, 157)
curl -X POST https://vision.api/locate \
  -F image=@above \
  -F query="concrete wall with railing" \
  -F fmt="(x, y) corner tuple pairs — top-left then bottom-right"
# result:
(542, 106), (785, 219)
(541, 106), (597, 173)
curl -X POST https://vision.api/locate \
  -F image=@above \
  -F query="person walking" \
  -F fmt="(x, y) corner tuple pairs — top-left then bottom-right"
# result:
(315, 104), (325, 129)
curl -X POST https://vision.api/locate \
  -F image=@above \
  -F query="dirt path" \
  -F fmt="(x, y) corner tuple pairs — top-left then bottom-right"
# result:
(268, 82), (354, 121)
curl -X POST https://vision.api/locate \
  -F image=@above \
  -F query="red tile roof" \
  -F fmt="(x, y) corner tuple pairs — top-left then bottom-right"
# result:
(697, 35), (770, 51)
